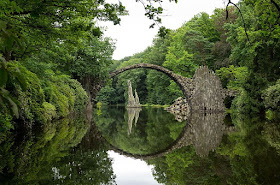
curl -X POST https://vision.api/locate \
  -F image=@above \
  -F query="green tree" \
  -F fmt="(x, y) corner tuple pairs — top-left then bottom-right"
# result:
(226, 0), (280, 112)
(262, 79), (280, 111)
(211, 7), (237, 68)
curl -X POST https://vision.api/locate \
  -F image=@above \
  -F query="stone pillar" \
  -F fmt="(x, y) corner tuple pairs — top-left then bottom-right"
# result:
(134, 89), (141, 107)
(127, 80), (141, 108)
(127, 80), (136, 107)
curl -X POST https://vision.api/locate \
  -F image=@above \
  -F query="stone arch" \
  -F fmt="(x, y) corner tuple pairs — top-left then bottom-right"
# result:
(110, 63), (193, 98)
(108, 63), (237, 113)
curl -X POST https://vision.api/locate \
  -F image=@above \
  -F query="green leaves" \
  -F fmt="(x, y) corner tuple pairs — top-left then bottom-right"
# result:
(0, 59), (27, 119)
(0, 20), (7, 30)
(0, 56), (20, 118)
(0, 68), (8, 87)
(0, 0), (22, 16)
(262, 79), (280, 111)
(0, 87), (19, 118)
(0, 57), (8, 87)
(7, 62), (27, 91)
(0, 56), (27, 90)
(216, 65), (249, 89)
(0, 21), (24, 61)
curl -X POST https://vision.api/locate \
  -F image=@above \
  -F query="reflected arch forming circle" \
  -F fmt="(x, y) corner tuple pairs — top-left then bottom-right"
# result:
(104, 118), (191, 160)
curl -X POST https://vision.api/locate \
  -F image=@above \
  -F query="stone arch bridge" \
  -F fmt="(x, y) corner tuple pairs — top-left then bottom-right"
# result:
(84, 112), (234, 160)
(109, 63), (236, 113)
(84, 64), (237, 160)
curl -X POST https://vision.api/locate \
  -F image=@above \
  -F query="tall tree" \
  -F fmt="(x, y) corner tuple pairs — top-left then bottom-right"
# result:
(226, 0), (280, 112)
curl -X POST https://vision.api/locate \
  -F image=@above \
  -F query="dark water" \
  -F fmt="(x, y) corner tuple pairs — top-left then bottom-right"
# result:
(0, 106), (280, 185)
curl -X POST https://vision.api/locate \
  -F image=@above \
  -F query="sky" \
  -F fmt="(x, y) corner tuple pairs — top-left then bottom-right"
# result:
(108, 151), (161, 185)
(98, 0), (239, 60)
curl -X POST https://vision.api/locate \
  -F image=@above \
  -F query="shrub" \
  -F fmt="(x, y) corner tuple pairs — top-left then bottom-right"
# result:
(231, 89), (254, 114)
(262, 80), (280, 111)
(3, 61), (88, 124)
(12, 62), (46, 123)
(0, 113), (13, 133)
(42, 102), (56, 121)
(42, 70), (88, 117)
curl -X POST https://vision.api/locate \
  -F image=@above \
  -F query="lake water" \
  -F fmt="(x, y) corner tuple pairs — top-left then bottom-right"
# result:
(0, 106), (280, 184)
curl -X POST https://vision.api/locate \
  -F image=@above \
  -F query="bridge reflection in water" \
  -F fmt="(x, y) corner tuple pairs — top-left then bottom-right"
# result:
(175, 113), (234, 157)
(118, 112), (233, 159)
(92, 64), (238, 159)
(92, 107), (234, 159)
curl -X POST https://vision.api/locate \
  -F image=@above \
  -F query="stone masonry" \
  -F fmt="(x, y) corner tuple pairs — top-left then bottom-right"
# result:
(110, 63), (237, 112)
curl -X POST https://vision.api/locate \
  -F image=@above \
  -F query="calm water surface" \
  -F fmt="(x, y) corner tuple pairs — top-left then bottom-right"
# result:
(0, 106), (280, 185)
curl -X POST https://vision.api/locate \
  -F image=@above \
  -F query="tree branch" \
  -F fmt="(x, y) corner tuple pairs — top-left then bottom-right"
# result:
(226, 0), (250, 43)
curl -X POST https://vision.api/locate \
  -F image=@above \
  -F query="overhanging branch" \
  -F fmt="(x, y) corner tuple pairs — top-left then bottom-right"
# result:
(226, 0), (250, 42)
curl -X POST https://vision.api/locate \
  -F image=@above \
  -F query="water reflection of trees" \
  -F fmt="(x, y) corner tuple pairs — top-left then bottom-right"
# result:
(51, 124), (116, 185)
(149, 114), (280, 185)
(96, 106), (234, 160)
(94, 106), (280, 185)
(95, 106), (185, 155)
(3, 108), (280, 185)
(0, 113), (116, 185)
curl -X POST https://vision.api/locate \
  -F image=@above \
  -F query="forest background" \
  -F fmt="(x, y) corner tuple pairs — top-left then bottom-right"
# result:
(1, 0), (280, 133)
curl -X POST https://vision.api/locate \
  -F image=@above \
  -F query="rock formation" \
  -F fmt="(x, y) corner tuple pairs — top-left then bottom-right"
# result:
(134, 89), (141, 107)
(127, 80), (141, 108)
(165, 97), (190, 122)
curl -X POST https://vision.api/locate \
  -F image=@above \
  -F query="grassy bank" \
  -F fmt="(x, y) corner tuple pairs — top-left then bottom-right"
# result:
(141, 104), (169, 108)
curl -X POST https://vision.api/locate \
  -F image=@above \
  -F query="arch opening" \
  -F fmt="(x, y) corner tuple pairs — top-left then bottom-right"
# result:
(109, 63), (191, 99)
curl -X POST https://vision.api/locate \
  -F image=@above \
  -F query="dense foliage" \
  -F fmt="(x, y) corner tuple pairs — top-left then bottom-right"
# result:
(97, 1), (280, 116)
(2, 0), (280, 184)
(0, 56), (88, 127)
(0, 0), (184, 132)
(0, 0), (126, 130)
(1, 0), (279, 129)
